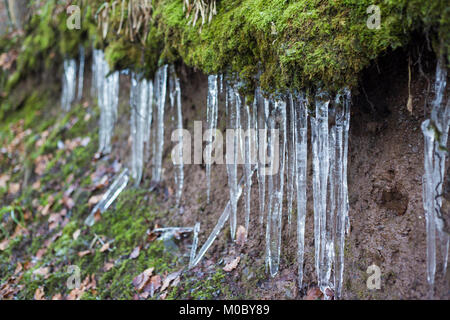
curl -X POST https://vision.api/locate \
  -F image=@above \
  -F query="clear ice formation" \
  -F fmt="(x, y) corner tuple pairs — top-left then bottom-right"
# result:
(225, 82), (240, 240)
(152, 65), (168, 183)
(92, 49), (120, 154)
(293, 92), (308, 289)
(206, 75), (219, 204)
(189, 169), (256, 268)
(334, 88), (351, 299)
(310, 88), (351, 299)
(130, 73), (153, 186)
(77, 46), (85, 101)
(85, 168), (130, 227)
(263, 99), (286, 277)
(421, 59), (449, 290)
(61, 59), (77, 111)
(170, 66), (184, 207)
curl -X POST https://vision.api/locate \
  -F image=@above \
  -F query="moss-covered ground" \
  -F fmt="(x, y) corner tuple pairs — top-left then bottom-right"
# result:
(0, 85), (231, 300)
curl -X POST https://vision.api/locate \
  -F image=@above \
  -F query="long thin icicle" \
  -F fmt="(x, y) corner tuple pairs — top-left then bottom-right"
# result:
(311, 90), (330, 291)
(85, 169), (130, 226)
(93, 50), (120, 154)
(243, 104), (253, 233)
(287, 95), (296, 234)
(422, 59), (449, 290)
(335, 88), (351, 299)
(206, 75), (219, 204)
(266, 99), (286, 277)
(171, 67), (184, 207)
(226, 82), (239, 240)
(61, 59), (77, 111)
(189, 169), (256, 268)
(152, 65), (168, 182)
(130, 73), (150, 186)
(77, 46), (85, 101)
(294, 92), (308, 289)
(257, 96), (269, 225)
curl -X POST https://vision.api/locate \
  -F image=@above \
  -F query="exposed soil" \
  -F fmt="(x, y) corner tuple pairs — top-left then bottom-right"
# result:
(125, 44), (450, 299)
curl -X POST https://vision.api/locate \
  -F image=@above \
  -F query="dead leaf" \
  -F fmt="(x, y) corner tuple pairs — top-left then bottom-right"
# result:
(132, 267), (154, 292)
(88, 194), (103, 207)
(34, 287), (45, 300)
(100, 242), (110, 253)
(143, 275), (161, 297)
(33, 267), (49, 277)
(78, 250), (92, 258)
(0, 238), (9, 251)
(73, 229), (81, 240)
(130, 246), (141, 259)
(52, 293), (63, 300)
(304, 287), (323, 300)
(160, 270), (181, 292)
(62, 195), (75, 209)
(223, 256), (240, 272)
(35, 248), (47, 260)
(0, 174), (10, 188)
(235, 225), (247, 247)
(9, 182), (20, 194)
(14, 263), (23, 275)
(94, 209), (101, 223)
(103, 262), (114, 272)
(31, 180), (41, 190)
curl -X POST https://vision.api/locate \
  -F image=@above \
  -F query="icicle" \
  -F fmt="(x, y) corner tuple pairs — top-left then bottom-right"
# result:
(85, 169), (130, 226)
(311, 90), (330, 290)
(335, 88), (351, 299)
(243, 103), (253, 233)
(266, 99), (286, 277)
(152, 65), (168, 183)
(171, 67), (184, 207)
(205, 75), (219, 204)
(77, 46), (85, 101)
(94, 50), (119, 154)
(130, 73), (150, 186)
(286, 95), (296, 234)
(323, 119), (336, 298)
(226, 82), (239, 240)
(189, 169), (256, 268)
(257, 96), (269, 225)
(61, 59), (77, 111)
(294, 92), (308, 289)
(145, 80), (154, 159)
(422, 60), (449, 290)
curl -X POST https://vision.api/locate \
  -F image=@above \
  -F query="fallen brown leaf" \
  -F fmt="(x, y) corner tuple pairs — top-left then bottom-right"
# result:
(223, 256), (240, 272)
(130, 246), (141, 259)
(34, 287), (45, 300)
(235, 225), (247, 247)
(72, 229), (81, 240)
(100, 242), (110, 253)
(304, 287), (323, 300)
(78, 250), (92, 258)
(9, 183), (20, 194)
(132, 267), (154, 292)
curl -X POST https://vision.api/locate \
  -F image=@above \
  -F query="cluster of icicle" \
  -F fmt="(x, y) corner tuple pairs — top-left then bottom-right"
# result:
(91, 49), (120, 155)
(421, 59), (449, 292)
(129, 65), (183, 204)
(62, 48), (354, 297)
(190, 75), (352, 299)
(61, 47), (85, 111)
